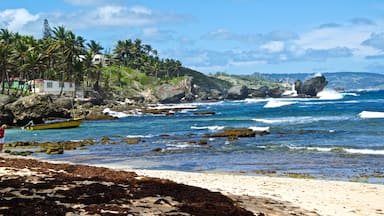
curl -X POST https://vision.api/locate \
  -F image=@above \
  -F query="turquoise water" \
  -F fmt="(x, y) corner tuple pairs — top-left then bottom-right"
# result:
(5, 89), (384, 183)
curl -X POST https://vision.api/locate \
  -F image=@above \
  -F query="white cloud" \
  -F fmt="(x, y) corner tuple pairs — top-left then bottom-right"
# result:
(141, 27), (174, 41)
(0, 8), (39, 32)
(362, 33), (384, 51)
(261, 41), (285, 53)
(295, 22), (381, 57)
(202, 29), (297, 44)
(129, 6), (152, 15)
(64, 0), (123, 6)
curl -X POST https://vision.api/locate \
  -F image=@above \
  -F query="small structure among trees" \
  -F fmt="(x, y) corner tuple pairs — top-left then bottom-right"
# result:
(28, 79), (75, 96)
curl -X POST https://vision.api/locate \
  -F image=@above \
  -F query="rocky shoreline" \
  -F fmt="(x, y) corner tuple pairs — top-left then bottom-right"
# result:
(0, 74), (328, 127)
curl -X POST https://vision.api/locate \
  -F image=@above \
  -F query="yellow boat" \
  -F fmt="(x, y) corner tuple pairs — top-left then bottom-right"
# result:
(24, 118), (83, 130)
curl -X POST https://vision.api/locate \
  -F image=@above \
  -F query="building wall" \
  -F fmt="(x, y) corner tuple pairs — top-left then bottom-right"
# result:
(30, 80), (75, 95)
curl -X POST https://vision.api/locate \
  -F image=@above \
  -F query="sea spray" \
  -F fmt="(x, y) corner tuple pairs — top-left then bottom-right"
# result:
(316, 89), (343, 100)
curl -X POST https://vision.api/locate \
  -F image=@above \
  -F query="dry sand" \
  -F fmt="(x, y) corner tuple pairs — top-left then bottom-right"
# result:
(133, 169), (384, 216)
(2, 154), (383, 215)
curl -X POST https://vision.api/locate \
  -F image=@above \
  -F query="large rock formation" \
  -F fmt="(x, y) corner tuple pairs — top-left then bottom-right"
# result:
(301, 75), (328, 96)
(3, 94), (71, 125)
(153, 77), (196, 103)
(154, 84), (186, 103)
(295, 74), (328, 97)
(226, 85), (249, 100)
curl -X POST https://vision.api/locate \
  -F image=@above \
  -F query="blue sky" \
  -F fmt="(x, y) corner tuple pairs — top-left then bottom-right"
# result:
(1, 0), (384, 74)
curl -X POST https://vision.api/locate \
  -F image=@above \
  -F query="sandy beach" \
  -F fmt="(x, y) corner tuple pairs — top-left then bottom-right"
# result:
(1, 155), (384, 215)
(133, 169), (384, 216)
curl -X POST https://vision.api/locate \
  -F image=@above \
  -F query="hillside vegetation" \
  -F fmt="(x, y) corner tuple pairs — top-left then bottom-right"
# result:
(212, 72), (284, 90)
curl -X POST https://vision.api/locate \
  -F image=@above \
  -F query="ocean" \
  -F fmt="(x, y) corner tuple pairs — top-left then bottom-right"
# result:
(5, 89), (384, 183)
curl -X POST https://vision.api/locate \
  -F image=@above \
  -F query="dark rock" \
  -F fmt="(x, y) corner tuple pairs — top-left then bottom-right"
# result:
(301, 75), (328, 97)
(207, 128), (256, 139)
(249, 86), (268, 98)
(85, 113), (116, 120)
(0, 106), (14, 125)
(294, 80), (303, 95)
(226, 85), (249, 100)
(152, 147), (164, 152)
(4, 94), (70, 125)
(267, 88), (282, 98)
(154, 78), (194, 104)
(199, 139), (209, 146)
(53, 97), (73, 110)
(208, 89), (224, 100)
(154, 84), (186, 103)
(194, 111), (216, 116)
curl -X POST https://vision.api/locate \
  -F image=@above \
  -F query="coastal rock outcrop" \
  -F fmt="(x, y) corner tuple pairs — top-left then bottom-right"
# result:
(226, 85), (249, 100)
(249, 86), (268, 98)
(4, 94), (71, 125)
(296, 74), (328, 97)
(154, 84), (186, 103)
(267, 87), (283, 98)
(0, 94), (16, 105)
(154, 77), (194, 103)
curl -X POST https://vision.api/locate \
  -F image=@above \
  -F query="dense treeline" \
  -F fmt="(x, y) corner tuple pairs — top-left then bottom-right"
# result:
(0, 20), (182, 95)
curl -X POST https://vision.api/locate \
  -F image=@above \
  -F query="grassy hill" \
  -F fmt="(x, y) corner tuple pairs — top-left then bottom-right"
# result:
(212, 73), (283, 90)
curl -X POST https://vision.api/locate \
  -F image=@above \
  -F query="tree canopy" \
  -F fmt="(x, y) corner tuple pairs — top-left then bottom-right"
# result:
(0, 23), (183, 95)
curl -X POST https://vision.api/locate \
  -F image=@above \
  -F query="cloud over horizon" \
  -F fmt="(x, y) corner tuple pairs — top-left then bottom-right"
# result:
(1, 1), (384, 74)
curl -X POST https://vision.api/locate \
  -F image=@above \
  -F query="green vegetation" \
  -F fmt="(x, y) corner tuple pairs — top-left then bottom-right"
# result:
(213, 72), (283, 90)
(0, 21), (282, 98)
(0, 22), (183, 97)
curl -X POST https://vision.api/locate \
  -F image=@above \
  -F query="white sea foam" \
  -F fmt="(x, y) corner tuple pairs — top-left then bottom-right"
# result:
(361, 110), (384, 118)
(344, 148), (384, 155)
(103, 108), (130, 118)
(288, 146), (384, 155)
(316, 89), (343, 100)
(263, 100), (296, 108)
(191, 125), (225, 131)
(342, 92), (359, 97)
(148, 104), (198, 110)
(358, 111), (384, 119)
(248, 126), (270, 132)
(282, 83), (298, 97)
(126, 134), (154, 138)
(253, 115), (350, 124)
(244, 98), (268, 103)
(166, 143), (198, 150)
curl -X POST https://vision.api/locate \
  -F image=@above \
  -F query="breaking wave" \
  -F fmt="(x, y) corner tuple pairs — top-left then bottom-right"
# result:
(358, 111), (384, 119)
(191, 125), (225, 131)
(103, 108), (130, 118)
(289, 146), (384, 155)
(253, 115), (351, 124)
(263, 100), (296, 108)
(316, 89), (343, 100)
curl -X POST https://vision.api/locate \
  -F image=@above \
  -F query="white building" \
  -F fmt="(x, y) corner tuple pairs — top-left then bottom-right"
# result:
(29, 79), (75, 95)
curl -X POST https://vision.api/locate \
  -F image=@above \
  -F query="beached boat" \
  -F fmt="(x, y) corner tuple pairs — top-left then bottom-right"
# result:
(23, 118), (83, 130)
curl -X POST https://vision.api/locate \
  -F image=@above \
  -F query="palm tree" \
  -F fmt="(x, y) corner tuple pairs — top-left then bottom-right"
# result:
(86, 40), (104, 90)
(51, 26), (85, 95)
(0, 29), (14, 94)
